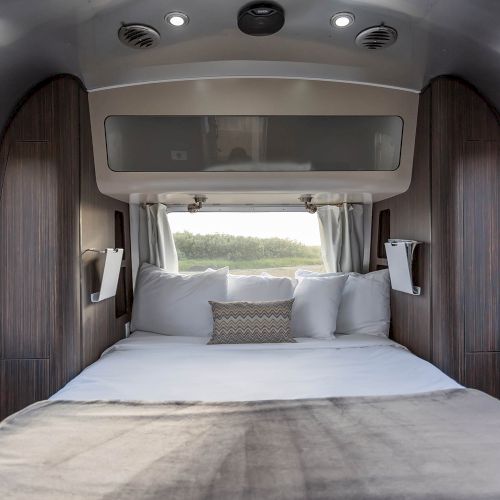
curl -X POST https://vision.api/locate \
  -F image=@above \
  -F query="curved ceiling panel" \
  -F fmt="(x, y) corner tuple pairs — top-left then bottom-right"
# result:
(0, 0), (499, 134)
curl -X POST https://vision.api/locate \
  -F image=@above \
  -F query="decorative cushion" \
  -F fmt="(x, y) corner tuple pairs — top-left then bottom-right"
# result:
(227, 273), (296, 301)
(131, 264), (228, 337)
(208, 299), (296, 344)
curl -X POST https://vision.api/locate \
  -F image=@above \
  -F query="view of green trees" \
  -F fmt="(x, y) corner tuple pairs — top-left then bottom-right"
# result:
(174, 231), (322, 272)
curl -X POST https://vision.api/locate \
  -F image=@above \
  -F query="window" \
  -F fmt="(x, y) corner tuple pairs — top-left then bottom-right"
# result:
(169, 212), (325, 278)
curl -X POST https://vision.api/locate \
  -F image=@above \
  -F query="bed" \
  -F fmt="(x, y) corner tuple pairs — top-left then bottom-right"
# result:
(52, 331), (460, 401)
(2, 265), (500, 499)
(2, 331), (500, 500)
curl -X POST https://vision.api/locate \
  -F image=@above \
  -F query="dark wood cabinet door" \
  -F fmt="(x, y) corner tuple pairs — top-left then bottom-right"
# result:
(465, 353), (500, 398)
(463, 140), (500, 353)
(0, 141), (56, 359)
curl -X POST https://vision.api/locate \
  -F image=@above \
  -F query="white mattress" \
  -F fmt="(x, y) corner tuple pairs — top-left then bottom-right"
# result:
(52, 332), (461, 402)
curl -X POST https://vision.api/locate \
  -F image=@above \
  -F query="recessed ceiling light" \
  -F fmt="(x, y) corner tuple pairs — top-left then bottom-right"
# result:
(331, 12), (355, 28)
(165, 12), (189, 27)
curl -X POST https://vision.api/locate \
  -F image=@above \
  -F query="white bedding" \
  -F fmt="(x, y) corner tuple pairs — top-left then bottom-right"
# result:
(52, 332), (460, 402)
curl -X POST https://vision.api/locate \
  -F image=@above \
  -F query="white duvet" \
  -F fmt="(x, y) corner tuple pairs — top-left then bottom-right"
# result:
(52, 332), (460, 402)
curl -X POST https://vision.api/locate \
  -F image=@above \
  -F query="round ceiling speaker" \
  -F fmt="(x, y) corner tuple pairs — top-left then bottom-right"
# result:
(238, 2), (285, 36)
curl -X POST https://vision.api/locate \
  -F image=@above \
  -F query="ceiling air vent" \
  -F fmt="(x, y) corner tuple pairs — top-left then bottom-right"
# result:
(355, 25), (398, 50)
(118, 24), (161, 49)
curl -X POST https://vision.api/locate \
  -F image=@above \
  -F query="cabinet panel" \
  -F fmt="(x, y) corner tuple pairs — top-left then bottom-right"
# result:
(463, 141), (500, 352)
(48, 77), (82, 392)
(430, 78), (500, 383)
(0, 359), (50, 420)
(0, 75), (133, 420)
(9, 83), (53, 142)
(465, 353), (500, 398)
(0, 141), (56, 358)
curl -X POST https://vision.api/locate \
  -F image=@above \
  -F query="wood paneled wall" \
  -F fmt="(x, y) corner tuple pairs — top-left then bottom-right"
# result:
(80, 89), (134, 368)
(431, 79), (499, 385)
(370, 89), (432, 360)
(0, 75), (132, 420)
(371, 76), (500, 397)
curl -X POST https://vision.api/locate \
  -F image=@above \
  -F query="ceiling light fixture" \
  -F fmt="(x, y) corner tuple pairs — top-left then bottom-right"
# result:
(331, 12), (355, 28)
(165, 12), (189, 27)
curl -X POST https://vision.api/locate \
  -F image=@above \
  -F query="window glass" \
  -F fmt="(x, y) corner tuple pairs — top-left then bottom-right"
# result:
(106, 115), (403, 172)
(169, 212), (325, 278)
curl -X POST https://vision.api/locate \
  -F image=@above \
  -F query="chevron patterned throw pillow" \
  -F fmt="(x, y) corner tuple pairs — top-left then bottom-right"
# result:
(208, 299), (296, 344)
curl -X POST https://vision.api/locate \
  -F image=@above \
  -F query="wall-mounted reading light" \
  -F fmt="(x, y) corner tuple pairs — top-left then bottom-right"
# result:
(331, 12), (355, 28)
(165, 12), (189, 27)
(385, 239), (421, 295)
(82, 248), (124, 303)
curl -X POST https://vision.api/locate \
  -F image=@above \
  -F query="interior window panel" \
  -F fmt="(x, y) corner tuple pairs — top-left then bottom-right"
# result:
(105, 115), (403, 172)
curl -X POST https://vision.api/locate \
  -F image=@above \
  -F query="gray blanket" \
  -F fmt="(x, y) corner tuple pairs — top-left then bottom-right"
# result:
(1, 389), (500, 499)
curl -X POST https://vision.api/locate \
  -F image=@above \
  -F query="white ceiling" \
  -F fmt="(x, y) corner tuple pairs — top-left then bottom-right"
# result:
(1, 0), (499, 133)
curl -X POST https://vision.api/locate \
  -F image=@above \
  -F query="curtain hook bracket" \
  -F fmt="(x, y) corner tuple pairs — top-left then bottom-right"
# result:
(299, 195), (317, 214)
(187, 195), (207, 213)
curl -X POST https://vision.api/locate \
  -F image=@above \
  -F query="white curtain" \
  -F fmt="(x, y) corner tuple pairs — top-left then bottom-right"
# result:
(139, 204), (178, 272)
(317, 203), (364, 273)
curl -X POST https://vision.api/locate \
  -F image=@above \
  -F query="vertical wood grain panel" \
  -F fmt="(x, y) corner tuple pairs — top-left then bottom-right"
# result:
(370, 88), (432, 360)
(372, 77), (500, 398)
(462, 141), (500, 352)
(48, 78), (82, 393)
(431, 78), (500, 384)
(0, 360), (50, 421)
(465, 353), (500, 398)
(430, 79), (466, 381)
(0, 75), (134, 420)
(0, 142), (56, 359)
(9, 84), (53, 142)
(0, 130), (12, 205)
(79, 88), (133, 368)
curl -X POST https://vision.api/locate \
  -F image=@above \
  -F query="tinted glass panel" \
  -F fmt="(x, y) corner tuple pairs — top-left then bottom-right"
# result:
(105, 115), (403, 172)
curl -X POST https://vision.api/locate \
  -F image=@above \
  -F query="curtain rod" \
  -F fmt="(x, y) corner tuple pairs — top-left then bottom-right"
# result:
(141, 199), (364, 213)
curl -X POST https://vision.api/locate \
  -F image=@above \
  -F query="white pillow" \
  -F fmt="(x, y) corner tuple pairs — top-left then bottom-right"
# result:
(336, 271), (390, 336)
(295, 269), (391, 337)
(227, 273), (296, 302)
(295, 269), (343, 278)
(131, 264), (228, 337)
(291, 274), (347, 339)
